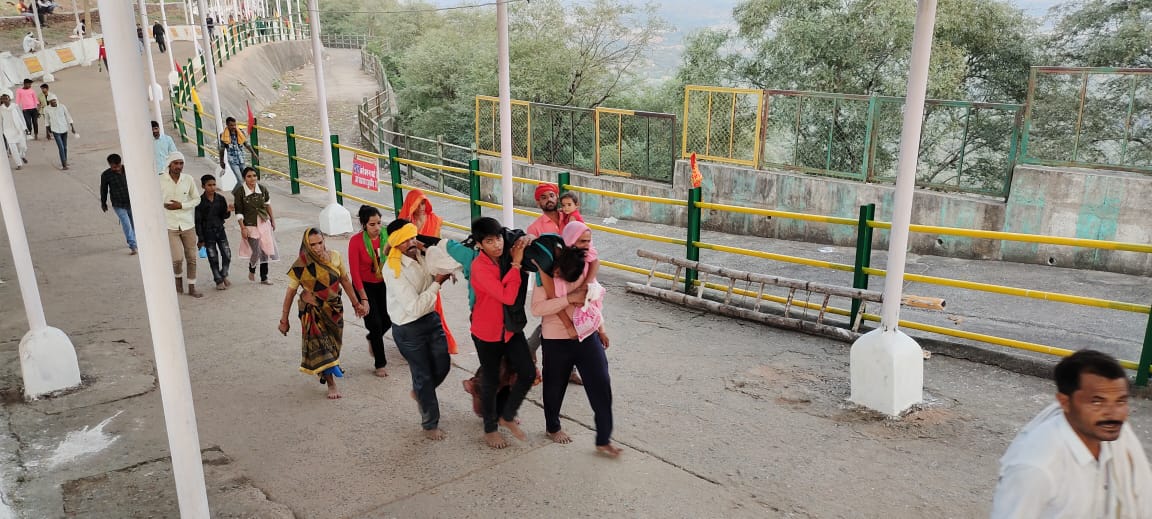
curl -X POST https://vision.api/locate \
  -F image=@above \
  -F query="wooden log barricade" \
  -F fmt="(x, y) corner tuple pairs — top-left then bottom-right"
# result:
(627, 249), (885, 342)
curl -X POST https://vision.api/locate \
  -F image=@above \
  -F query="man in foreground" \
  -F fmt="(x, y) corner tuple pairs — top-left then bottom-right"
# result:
(991, 349), (1152, 517)
(384, 219), (453, 440)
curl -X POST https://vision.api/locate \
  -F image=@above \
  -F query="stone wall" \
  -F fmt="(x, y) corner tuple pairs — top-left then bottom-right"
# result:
(477, 157), (1152, 275)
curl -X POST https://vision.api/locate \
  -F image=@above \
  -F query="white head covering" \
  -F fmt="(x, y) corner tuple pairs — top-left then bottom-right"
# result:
(45, 93), (58, 102)
(166, 151), (185, 167)
(0, 89), (12, 99)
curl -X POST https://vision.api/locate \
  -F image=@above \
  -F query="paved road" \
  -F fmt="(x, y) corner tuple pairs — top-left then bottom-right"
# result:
(0, 43), (1151, 518)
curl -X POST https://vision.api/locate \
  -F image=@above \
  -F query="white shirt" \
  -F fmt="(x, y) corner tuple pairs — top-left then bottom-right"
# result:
(43, 103), (72, 133)
(992, 407), (1116, 518)
(159, 173), (199, 231)
(0, 103), (25, 140)
(383, 253), (442, 326)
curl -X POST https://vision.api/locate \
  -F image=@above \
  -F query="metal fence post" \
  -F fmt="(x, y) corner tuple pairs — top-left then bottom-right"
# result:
(331, 135), (344, 205)
(684, 187), (702, 293)
(1137, 319), (1152, 386)
(850, 203), (877, 325)
(558, 171), (570, 194)
(469, 158), (481, 222)
(193, 109), (204, 157)
(388, 147), (404, 217)
(860, 96), (879, 180)
(286, 125), (300, 194)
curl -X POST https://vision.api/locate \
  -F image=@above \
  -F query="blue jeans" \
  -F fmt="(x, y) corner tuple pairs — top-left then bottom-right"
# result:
(51, 131), (67, 165)
(392, 313), (451, 430)
(203, 237), (231, 284)
(112, 206), (136, 250)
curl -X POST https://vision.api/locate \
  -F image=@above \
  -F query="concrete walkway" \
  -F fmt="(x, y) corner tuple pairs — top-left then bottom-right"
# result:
(0, 42), (1151, 518)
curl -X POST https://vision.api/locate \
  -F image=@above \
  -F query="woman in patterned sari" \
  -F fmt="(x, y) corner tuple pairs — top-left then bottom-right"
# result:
(278, 228), (367, 399)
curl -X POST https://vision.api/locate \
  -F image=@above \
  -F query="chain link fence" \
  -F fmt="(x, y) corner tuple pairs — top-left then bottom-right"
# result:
(596, 109), (677, 182)
(530, 103), (596, 171)
(475, 96), (532, 162)
(681, 86), (763, 167)
(1022, 67), (1152, 172)
(731, 87), (1022, 198)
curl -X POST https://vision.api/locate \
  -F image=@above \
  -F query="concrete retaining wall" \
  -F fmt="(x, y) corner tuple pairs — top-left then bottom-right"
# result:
(208, 40), (311, 120)
(477, 157), (1152, 275)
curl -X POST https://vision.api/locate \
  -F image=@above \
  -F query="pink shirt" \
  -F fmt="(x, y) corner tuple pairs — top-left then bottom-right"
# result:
(527, 213), (562, 238)
(14, 88), (37, 110)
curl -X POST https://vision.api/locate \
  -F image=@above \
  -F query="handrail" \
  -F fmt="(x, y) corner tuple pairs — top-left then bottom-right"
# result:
(869, 220), (1152, 253)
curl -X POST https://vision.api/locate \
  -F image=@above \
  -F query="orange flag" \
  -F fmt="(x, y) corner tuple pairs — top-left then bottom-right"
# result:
(690, 152), (703, 189)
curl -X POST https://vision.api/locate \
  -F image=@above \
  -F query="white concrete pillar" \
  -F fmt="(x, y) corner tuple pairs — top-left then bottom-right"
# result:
(496, 0), (513, 226)
(196, 0), (225, 152)
(159, 0), (180, 86)
(0, 128), (81, 399)
(306, 0), (352, 234)
(138, 0), (165, 132)
(30, 0), (45, 52)
(96, 0), (210, 515)
(849, 0), (937, 417)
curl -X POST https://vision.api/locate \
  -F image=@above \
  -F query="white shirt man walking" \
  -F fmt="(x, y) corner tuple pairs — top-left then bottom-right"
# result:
(160, 151), (203, 298)
(0, 90), (28, 170)
(991, 349), (1152, 518)
(383, 219), (453, 441)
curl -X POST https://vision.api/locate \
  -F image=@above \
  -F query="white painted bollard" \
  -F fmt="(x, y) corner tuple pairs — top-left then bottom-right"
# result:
(850, 329), (923, 416)
(849, 0), (938, 417)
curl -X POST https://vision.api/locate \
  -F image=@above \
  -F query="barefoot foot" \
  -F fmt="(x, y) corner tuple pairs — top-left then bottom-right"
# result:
(569, 370), (583, 385)
(373, 367), (388, 377)
(596, 443), (623, 458)
(498, 418), (527, 441)
(484, 431), (508, 449)
(548, 430), (572, 444)
(326, 387), (342, 399)
(424, 428), (446, 441)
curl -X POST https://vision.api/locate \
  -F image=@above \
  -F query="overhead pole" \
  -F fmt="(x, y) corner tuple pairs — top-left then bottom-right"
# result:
(196, 0), (225, 165)
(496, 0), (513, 225)
(159, 0), (180, 86)
(849, 0), (938, 417)
(0, 119), (81, 399)
(306, 0), (352, 234)
(96, 0), (211, 514)
(137, 0), (165, 130)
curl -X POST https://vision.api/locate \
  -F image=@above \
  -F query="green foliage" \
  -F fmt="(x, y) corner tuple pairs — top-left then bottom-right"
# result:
(1048, 0), (1152, 67)
(672, 0), (1037, 103)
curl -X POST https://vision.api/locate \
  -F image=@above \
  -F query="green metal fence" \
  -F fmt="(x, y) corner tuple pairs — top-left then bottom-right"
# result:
(760, 90), (1023, 197)
(1021, 67), (1152, 173)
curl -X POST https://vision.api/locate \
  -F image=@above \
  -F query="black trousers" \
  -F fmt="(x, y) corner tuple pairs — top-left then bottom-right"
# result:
(362, 281), (391, 369)
(542, 334), (613, 445)
(21, 108), (36, 136)
(157, 38), (166, 52)
(473, 331), (535, 434)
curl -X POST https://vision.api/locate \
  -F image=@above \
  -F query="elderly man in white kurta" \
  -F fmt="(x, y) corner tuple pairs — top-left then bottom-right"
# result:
(0, 90), (28, 170)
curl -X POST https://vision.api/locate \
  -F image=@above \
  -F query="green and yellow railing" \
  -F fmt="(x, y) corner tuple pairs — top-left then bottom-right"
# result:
(170, 25), (1152, 386)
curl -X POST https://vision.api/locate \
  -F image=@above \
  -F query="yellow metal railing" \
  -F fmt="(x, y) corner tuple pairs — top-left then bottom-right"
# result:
(475, 95), (531, 162)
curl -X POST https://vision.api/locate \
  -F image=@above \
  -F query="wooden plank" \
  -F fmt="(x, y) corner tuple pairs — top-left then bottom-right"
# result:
(636, 249), (883, 302)
(627, 283), (860, 343)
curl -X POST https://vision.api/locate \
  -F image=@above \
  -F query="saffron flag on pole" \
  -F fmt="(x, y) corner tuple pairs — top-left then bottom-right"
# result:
(690, 152), (703, 189)
(246, 100), (255, 135)
(189, 85), (204, 113)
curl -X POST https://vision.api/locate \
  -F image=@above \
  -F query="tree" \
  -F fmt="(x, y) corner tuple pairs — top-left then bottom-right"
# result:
(1049, 0), (1152, 67)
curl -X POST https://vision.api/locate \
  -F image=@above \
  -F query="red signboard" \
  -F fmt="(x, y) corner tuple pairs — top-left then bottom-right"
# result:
(351, 154), (379, 191)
